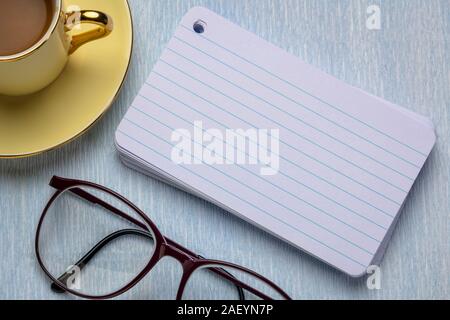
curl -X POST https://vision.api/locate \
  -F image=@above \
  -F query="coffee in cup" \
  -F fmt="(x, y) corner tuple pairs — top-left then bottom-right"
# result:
(0, 0), (54, 56)
(0, 0), (113, 96)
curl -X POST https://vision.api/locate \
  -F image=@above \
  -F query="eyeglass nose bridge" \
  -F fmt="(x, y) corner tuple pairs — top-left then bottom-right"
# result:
(158, 242), (201, 300)
(159, 241), (197, 269)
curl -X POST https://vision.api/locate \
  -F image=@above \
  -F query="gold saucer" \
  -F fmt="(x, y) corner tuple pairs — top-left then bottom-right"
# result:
(0, 0), (132, 158)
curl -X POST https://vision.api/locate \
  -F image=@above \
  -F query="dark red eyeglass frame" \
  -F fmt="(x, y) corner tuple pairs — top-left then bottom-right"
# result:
(35, 176), (292, 300)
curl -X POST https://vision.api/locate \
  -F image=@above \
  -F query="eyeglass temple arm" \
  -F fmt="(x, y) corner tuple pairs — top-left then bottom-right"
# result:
(50, 178), (226, 264)
(50, 229), (150, 293)
(50, 181), (247, 299)
(50, 179), (286, 300)
(51, 228), (247, 299)
(51, 178), (207, 262)
(64, 187), (203, 257)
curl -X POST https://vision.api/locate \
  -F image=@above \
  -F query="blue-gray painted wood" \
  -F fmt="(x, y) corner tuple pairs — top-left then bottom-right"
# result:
(0, 0), (448, 299)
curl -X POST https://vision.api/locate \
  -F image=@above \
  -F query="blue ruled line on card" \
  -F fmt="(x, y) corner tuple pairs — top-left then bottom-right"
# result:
(138, 87), (398, 223)
(129, 101), (387, 240)
(180, 24), (428, 158)
(124, 113), (380, 254)
(117, 127), (370, 268)
(148, 70), (410, 198)
(155, 60), (416, 182)
(164, 44), (421, 170)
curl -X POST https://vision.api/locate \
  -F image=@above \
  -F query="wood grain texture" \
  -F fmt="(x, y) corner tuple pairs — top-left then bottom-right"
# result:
(0, 0), (448, 299)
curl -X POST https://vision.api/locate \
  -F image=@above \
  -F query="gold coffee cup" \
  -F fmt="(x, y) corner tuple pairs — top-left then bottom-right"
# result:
(0, 0), (113, 96)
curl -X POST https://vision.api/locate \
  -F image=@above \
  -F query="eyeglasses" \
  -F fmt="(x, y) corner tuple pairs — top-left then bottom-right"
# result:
(35, 176), (291, 300)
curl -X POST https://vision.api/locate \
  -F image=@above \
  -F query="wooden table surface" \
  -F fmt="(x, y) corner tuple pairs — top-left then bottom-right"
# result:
(0, 0), (448, 299)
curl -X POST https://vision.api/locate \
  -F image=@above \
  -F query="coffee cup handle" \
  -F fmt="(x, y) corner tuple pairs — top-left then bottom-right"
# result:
(65, 10), (113, 54)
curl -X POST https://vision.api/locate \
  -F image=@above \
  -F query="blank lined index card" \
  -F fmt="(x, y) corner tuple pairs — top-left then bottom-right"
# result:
(116, 7), (436, 276)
